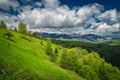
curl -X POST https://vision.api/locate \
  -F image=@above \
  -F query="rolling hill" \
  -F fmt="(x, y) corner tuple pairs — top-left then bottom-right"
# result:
(0, 29), (85, 80)
(0, 28), (120, 80)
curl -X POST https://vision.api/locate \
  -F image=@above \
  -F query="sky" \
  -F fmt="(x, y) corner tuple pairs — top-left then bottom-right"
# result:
(0, 0), (120, 37)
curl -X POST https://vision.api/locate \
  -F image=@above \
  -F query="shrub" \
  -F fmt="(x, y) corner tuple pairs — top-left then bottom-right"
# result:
(4, 32), (13, 40)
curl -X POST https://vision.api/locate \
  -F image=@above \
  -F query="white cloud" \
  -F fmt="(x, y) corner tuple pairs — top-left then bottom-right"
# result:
(97, 9), (119, 25)
(75, 3), (103, 26)
(0, 12), (19, 29)
(0, 0), (19, 11)
(0, 0), (120, 37)
(35, 2), (42, 7)
(17, 2), (120, 36)
(42, 0), (59, 9)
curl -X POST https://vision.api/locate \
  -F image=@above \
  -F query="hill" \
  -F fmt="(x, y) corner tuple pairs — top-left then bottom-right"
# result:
(52, 39), (120, 68)
(0, 28), (120, 80)
(0, 29), (85, 80)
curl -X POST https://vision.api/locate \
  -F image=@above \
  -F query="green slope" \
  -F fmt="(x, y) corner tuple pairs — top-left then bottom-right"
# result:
(0, 29), (85, 80)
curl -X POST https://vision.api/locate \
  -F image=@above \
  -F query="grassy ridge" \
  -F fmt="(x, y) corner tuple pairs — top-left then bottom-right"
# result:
(0, 29), (85, 80)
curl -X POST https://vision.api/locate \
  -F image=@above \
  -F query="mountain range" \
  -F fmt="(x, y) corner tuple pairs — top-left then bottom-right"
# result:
(33, 32), (107, 42)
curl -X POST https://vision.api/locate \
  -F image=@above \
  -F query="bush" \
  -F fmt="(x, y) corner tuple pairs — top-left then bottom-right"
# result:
(4, 32), (13, 40)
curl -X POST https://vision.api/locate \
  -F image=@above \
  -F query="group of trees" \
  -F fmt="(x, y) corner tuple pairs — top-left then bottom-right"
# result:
(0, 21), (7, 29)
(52, 39), (120, 68)
(45, 38), (59, 62)
(0, 20), (27, 34)
(44, 38), (120, 79)
(0, 21), (28, 40)
(45, 37), (120, 80)
(60, 49), (79, 71)
(45, 39), (120, 80)
(60, 48), (120, 80)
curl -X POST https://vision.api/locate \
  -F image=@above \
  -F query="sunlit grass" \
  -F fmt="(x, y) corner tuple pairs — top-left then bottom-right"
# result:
(0, 29), (85, 80)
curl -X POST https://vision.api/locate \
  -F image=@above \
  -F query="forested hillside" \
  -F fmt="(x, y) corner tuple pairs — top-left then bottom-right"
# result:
(0, 22), (120, 80)
(52, 39), (120, 68)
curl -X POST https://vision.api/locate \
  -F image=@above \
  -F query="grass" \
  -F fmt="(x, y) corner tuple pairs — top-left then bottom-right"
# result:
(0, 29), (85, 80)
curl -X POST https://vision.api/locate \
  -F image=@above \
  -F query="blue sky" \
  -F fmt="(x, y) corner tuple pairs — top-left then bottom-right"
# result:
(61, 0), (120, 11)
(0, 0), (120, 37)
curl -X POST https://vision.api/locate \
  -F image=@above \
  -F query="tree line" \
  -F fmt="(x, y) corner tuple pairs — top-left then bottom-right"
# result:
(45, 38), (120, 80)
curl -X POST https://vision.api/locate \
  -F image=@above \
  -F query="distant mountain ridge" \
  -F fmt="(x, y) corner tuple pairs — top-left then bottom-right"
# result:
(33, 32), (106, 42)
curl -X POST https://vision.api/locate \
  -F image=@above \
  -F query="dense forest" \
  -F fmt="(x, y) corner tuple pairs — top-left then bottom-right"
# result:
(52, 39), (120, 68)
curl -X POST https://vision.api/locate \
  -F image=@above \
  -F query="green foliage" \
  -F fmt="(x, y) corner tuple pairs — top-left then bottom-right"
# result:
(99, 61), (120, 80)
(50, 53), (57, 62)
(14, 27), (17, 31)
(52, 39), (120, 68)
(76, 51), (120, 80)
(0, 29), (120, 80)
(0, 29), (85, 80)
(54, 47), (58, 53)
(4, 31), (14, 40)
(80, 48), (89, 55)
(40, 40), (43, 45)
(0, 21), (7, 29)
(18, 21), (27, 35)
(45, 38), (52, 55)
(60, 49), (79, 71)
(76, 65), (99, 80)
(50, 47), (59, 62)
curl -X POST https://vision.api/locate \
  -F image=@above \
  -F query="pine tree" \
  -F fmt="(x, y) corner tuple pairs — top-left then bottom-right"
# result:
(14, 27), (17, 31)
(54, 47), (58, 54)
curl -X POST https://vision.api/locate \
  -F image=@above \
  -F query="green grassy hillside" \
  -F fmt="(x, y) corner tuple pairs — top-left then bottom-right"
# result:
(0, 28), (120, 80)
(0, 29), (85, 80)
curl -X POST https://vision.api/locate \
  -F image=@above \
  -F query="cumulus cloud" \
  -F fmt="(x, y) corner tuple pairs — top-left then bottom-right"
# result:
(0, 0), (120, 37)
(42, 0), (60, 9)
(35, 2), (42, 7)
(97, 9), (120, 25)
(0, 0), (19, 11)
(0, 12), (19, 29)
(18, 3), (105, 34)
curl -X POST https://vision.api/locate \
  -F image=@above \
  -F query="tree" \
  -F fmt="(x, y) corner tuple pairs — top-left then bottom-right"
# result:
(45, 38), (52, 55)
(18, 21), (27, 36)
(50, 47), (58, 62)
(50, 53), (57, 62)
(60, 49), (79, 71)
(99, 61), (109, 80)
(0, 21), (7, 29)
(14, 27), (17, 31)
(40, 40), (43, 45)
(54, 47), (58, 54)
